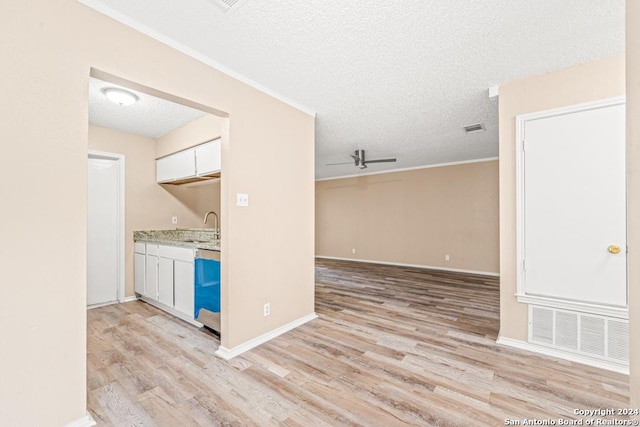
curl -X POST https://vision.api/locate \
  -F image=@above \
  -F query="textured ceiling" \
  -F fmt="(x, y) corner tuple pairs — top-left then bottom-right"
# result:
(88, 77), (204, 138)
(82, 0), (625, 178)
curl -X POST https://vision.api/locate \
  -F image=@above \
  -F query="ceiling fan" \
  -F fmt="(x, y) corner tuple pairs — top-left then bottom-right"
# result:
(327, 149), (397, 169)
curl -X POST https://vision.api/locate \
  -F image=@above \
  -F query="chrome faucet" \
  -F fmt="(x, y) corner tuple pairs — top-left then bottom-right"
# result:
(203, 210), (219, 239)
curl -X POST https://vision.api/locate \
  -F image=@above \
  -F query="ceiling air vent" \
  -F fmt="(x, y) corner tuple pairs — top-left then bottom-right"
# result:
(208, 0), (246, 13)
(463, 123), (485, 134)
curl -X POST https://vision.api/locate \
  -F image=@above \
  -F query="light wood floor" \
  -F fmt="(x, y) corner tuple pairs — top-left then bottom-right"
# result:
(88, 259), (629, 426)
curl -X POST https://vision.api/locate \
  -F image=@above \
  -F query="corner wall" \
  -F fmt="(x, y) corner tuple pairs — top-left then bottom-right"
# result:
(498, 55), (625, 341)
(316, 160), (499, 274)
(627, 0), (640, 407)
(0, 0), (314, 424)
(88, 125), (221, 297)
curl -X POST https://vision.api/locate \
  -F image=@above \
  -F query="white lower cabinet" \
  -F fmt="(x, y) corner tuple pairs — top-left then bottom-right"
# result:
(144, 253), (159, 300)
(134, 252), (145, 295)
(135, 242), (196, 320)
(174, 260), (195, 318)
(158, 257), (174, 307)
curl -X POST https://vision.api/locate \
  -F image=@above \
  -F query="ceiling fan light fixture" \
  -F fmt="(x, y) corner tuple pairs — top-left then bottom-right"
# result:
(102, 87), (139, 106)
(326, 149), (396, 169)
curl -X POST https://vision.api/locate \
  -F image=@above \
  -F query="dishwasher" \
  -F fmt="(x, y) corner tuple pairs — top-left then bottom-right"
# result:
(194, 249), (221, 334)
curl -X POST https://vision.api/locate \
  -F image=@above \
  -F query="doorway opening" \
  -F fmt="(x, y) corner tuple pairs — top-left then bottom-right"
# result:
(87, 150), (125, 306)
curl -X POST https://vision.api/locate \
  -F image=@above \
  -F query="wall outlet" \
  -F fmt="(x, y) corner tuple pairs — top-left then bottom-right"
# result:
(263, 303), (270, 317)
(172, 216), (178, 224)
(352, 248), (356, 254)
(445, 254), (450, 261)
(237, 193), (249, 207)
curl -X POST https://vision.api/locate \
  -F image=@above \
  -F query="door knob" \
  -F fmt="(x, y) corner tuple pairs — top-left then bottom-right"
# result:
(608, 245), (621, 254)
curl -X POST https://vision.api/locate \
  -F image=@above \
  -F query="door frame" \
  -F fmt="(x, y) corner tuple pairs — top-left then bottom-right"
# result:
(514, 96), (628, 319)
(88, 150), (126, 304)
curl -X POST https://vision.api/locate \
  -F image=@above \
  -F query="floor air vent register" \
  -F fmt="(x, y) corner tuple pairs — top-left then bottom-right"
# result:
(529, 305), (628, 365)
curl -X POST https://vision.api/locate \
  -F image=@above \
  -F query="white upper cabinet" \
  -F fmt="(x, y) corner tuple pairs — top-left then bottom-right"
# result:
(156, 138), (220, 184)
(156, 148), (196, 183)
(156, 156), (174, 183)
(171, 149), (197, 180)
(195, 139), (221, 177)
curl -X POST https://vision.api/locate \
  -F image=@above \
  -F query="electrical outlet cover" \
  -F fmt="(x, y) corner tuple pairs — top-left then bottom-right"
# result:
(237, 193), (249, 207)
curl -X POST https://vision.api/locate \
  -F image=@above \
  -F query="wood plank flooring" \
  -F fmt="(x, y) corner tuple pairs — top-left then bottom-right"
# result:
(88, 259), (630, 426)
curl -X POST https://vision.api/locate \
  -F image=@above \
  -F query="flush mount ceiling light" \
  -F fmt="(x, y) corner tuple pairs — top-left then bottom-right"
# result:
(102, 87), (139, 106)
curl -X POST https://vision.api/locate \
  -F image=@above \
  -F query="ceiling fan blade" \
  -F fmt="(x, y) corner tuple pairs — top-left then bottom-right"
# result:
(326, 161), (356, 166)
(365, 158), (397, 164)
(327, 150), (395, 168)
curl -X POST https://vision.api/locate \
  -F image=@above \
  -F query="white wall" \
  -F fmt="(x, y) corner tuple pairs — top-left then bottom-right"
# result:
(0, 0), (315, 424)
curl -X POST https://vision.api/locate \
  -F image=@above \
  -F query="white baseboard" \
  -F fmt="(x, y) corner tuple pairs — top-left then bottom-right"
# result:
(86, 301), (118, 310)
(215, 312), (318, 360)
(315, 255), (499, 277)
(65, 413), (96, 427)
(138, 297), (203, 328)
(496, 336), (629, 375)
(87, 296), (138, 310)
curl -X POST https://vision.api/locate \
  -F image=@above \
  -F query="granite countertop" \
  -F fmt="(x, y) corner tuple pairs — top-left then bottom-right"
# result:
(134, 228), (220, 251)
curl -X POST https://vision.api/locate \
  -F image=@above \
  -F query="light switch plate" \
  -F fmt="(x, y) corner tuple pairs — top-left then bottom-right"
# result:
(237, 193), (249, 207)
(172, 216), (178, 224)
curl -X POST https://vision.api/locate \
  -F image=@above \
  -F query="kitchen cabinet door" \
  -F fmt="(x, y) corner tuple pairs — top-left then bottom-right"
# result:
(171, 149), (196, 180)
(195, 139), (221, 176)
(156, 148), (197, 183)
(158, 257), (174, 307)
(144, 254), (159, 300)
(156, 156), (174, 183)
(174, 260), (194, 319)
(134, 252), (145, 295)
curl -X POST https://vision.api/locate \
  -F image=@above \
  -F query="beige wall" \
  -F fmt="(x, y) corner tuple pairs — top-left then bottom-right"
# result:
(316, 160), (499, 274)
(627, 0), (640, 407)
(498, 55), (625, 342)
(88, 125), (221, 297)
(0, 0), (314, 425)
(156, 114), (223, 158)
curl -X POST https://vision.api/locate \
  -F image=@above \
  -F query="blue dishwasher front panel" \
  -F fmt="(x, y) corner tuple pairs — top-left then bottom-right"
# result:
(194, 257), (220, 319)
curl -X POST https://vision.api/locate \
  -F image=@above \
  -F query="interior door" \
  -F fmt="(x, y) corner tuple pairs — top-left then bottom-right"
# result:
(87, 156), (120, 305)
(523, 101), (626, 307)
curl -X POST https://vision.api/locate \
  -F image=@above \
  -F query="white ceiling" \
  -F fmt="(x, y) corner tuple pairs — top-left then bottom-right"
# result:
(88, 77), (205, 138)
(83, 0), (625, 179)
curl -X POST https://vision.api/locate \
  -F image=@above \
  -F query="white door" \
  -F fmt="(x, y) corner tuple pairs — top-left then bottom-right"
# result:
(522, 100), (626, 307)
(87, 156), (121, 305)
